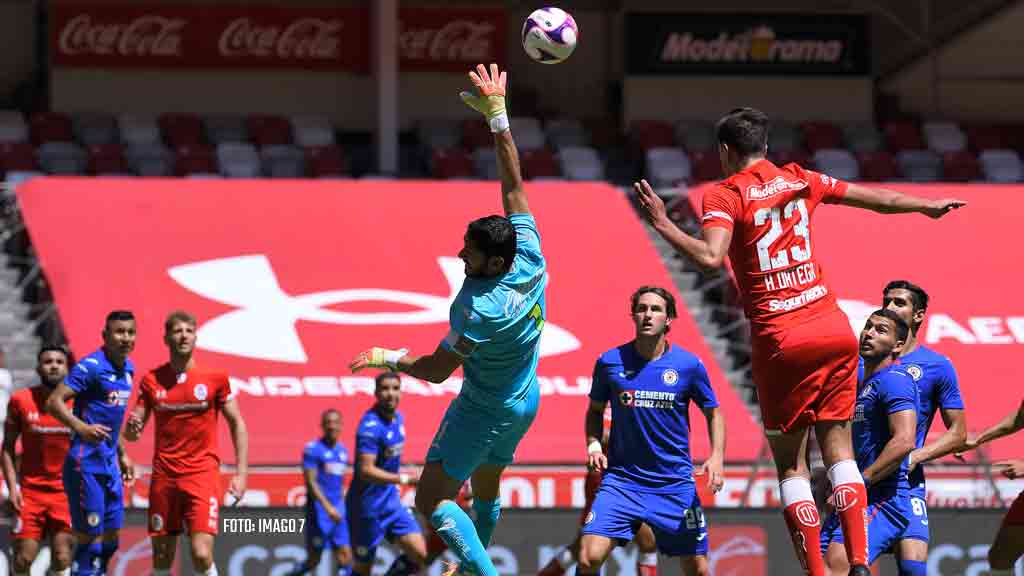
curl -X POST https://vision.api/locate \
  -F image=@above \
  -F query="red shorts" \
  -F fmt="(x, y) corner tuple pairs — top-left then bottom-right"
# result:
(578, 469), (602, 526)
(1002, 491), (1024, 527)
(12, 487), (71, 541)
(148, 470), (221, 536)
(751, 308), (859, 433)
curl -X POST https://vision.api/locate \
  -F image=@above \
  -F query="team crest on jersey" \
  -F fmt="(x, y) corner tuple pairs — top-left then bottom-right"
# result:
(193, 383), (208, 401)
(584, 511), (595, 525)
(905, 365), (923, 381)
(151, 513), (164, 531)
(87, 512), (100, 527)
(619, 390), (634, 407)
(662, 369), (679, 386)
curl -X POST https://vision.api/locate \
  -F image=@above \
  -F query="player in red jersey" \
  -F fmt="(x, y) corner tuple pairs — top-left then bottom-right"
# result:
(635, 108), (964, 576)
(956, 398), (1024, 574)
(2, 345), (74, 576)
(124, 310), (249, 576)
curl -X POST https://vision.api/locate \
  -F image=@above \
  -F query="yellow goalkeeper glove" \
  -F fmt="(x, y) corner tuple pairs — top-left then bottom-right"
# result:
(350, 347), (408, 373)
(459, 63), (509, 133)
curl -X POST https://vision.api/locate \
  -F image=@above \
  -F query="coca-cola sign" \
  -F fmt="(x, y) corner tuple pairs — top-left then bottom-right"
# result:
(51, 4), (505, 72)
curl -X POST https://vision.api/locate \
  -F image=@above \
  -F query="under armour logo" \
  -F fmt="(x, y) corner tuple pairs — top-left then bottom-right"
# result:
(832, 485), (859, 512)
(168, 254), (581, 364)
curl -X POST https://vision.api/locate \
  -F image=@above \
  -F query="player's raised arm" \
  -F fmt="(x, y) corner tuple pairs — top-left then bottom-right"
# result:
(840, 183), (966, 218)
(635, 179), (732, 270)
(460, 63), (529, 216)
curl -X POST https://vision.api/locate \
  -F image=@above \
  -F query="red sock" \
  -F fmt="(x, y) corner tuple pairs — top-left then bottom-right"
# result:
(780, 477), (826, 576)
(637, 552), (658, 576)
(637, 563), (658, 576)
(829, 461), (869, 566)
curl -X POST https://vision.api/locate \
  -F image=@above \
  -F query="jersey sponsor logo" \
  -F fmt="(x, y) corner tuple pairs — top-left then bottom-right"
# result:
(793, 501), (820, 527)
(746, 176), (808, 201)
(168, 254), (579, 364)
(193, 383), (208, 401)
(905, 365), (923, 381)
(662, 369), (679, 385)
(155, 401), (209, 412)
(30, 424), (73, 435)
(767, 285), (828, 313)
(619, 389), (675, 409)
(383, 443), (404, 459)
(324, 462), (345, 476)
(106, 389), (131, 406)
(832, 485), (859, 512)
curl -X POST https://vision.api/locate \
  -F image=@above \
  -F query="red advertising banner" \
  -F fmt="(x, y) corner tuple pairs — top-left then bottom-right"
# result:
(16, 178), (763, 466)
(50, 3), (505, 71)
(688, 184), (1024, 460)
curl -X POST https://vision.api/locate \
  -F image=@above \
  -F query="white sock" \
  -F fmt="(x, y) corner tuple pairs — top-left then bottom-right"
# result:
(779, 476), (815, 506)
(827, 459), (864, 487)
(639, 552), (658, 567)
(556, 547), (574, 568)
(197, 565), (219, 576)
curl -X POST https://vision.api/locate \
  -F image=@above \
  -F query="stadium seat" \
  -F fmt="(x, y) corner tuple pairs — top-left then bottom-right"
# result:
(941, 150), (982, 182)
(37, 142), (88, 175)
(472, 148), (498, 180)
(768, 120), (801, 152)
(884, 121), (925, 151)
(801, 121), (845, 152)
(922, 121), (967, 153)
(630, 120), (675, 151)
(0, 142), (38, 172)
(510, 116), (546, 151)
(964, 124), (1008, 152)
(460, 119), (491, 151)
(72, 113), (117, 146)
(160, 113), (205, 148)
(689, 150), (721, 182)
(545, 118), (589, 150)
(175, 144), (217, 176)
(674, 119), (716, 153)
(416, 118), (460, 151)
(558, 146), (605, 181)
(261, 145), (306, 178)
(216, 142), (260, 178)
(521, 149), (561, 179)
(248, 115), (293, 148)
(29, 112), (74, 144)
(896, 150), (942, 182)
(431, 148), (474, 179)
(1003, 124), (1024, 154)
(644, 147), (691, 187)
(204, 116), (248, 145)
(842, 123), (884, 153)
(305, 145), (347, 178)
(125, 142), (173, 176)
(856, 151), (899, 181)
(0, 110), (28, 143)
(979, 149), (1023, 183)
(291, 115), (336, 148)
(812, 149), (859, 181)
(87, 144), (127, 175)
(118, 114), (162, 146)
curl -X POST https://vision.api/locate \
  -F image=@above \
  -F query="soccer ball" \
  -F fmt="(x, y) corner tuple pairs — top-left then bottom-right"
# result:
(522, 7), (578, 64)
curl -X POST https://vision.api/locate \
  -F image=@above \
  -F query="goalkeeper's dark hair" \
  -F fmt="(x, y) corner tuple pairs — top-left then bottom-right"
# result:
(716, 107), (769, 160)
(467, 215), (517, 273)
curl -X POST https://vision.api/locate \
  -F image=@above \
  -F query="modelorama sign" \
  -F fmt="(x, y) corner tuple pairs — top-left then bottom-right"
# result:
(49, 3), (505, 71)
(626, 13), (869, 75)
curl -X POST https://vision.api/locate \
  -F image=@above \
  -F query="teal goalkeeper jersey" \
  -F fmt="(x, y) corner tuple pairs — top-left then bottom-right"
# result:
(441, 213), (548, 410)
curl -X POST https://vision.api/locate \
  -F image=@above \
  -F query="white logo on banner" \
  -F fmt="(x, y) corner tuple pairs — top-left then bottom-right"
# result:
(168, 254), (581, 363)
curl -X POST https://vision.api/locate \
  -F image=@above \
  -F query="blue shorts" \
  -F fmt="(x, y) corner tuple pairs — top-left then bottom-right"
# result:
(306, 503), (350, 551)
(902, 495), (930, 543)
(425, 387), (539, 482)
(820, 493), (912, 563)
(349, 503), (422, 564)
(63, 461), (123, 536)
(582, 482), (708, 558)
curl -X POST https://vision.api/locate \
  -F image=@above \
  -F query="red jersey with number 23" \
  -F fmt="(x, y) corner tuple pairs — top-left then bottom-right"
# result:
(702, 160), (848, 334)
(137, 364), (232, 477)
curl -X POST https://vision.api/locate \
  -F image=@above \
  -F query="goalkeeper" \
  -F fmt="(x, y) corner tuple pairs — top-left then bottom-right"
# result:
(349, 63), (547, 576)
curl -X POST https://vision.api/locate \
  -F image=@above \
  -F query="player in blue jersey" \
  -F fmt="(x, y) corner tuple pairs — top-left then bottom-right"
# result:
(347, 372), (427, 576)
(821, 309), (918, 574)
(878, 280), (966, 573)
(46, 310), (137, 576)
(350, 63), (544, 576)
(578, 287), (726, 576)
(289, 408), (352, 576)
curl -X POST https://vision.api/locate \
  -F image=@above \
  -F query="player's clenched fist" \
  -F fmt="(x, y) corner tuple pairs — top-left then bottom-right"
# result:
(696, 455), (725, 493)
(587, 448), (607, 472)
(349, 347), (408, 373)
(124, 407), (145, 441)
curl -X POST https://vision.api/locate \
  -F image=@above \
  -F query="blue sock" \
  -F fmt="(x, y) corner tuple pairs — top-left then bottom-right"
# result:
(430, 501), (496, 576)
(73, 541), (103, 576)
(99, 539), (118, 573)
(471, 498), (501, 548)
(897, 559), (927, 576)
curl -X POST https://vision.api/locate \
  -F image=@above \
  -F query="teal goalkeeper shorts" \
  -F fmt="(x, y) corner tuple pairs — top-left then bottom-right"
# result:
(426, 385), (540, 481)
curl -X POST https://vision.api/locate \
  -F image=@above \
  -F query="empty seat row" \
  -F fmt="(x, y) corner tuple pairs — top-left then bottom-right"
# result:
(430, 146), (605, 181)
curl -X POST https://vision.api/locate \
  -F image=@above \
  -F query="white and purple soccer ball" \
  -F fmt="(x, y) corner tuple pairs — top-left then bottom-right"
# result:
(522, 7), (578, 64)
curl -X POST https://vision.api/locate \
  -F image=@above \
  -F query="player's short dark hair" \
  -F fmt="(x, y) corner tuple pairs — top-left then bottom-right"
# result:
(321, 408), (341, 422)
(104, 310), (135, 329)
(630, 286), (678, 319)
(716, 107), (769, 160)
(870, 309), (910, 344)
(375, 371), (401, 388)
(164, 310), (197, 333)
(37, 343), (69, 363)
(467, 215), (516, 273)
(883, 280), (929, 313)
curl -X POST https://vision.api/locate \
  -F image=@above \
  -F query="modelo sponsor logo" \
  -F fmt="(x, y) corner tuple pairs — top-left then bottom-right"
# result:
(58, 14), (185, 57)
(399, 19), (496, 62)
(218, 18), (342, 59)
(660, 26), (843, 64)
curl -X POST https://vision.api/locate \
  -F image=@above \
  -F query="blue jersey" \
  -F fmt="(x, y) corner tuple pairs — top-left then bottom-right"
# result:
(65, 349), (134, 474)
(441, 213), (547, 411)
(302, 438), (349, 508)
(590, 343), (719, 493)
(347, 409), (406, 514)
(900, 346), (963, 497)
(854, 364), (918, 496)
